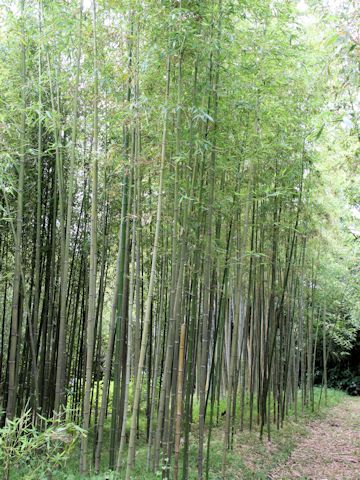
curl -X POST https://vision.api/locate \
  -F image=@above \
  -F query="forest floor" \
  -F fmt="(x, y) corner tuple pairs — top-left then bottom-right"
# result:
(269, 396), (360, 480)
(6, 390), (360, 479)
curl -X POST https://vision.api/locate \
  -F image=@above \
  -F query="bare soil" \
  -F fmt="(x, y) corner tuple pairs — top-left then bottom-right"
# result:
(269, 397), (360, 480)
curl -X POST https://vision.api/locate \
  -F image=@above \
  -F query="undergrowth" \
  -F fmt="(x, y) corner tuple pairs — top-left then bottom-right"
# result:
(1, 387), (346, 480)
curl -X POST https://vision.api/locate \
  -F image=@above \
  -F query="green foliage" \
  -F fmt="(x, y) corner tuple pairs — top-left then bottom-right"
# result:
(0, 0), (359, 478)
(0, 409), (85, 480)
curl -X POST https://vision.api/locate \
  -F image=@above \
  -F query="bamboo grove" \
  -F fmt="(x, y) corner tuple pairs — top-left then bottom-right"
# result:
(0, 0), (359, 479)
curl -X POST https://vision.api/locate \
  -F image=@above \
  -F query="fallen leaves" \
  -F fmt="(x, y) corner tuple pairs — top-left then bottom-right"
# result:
(269, 398), (360, 480)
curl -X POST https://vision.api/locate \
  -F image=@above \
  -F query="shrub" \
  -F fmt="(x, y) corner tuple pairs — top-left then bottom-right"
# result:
(0, 409), (85, 480)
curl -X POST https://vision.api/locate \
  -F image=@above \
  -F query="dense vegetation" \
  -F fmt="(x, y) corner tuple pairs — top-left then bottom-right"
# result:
(0, 0), (359, 479)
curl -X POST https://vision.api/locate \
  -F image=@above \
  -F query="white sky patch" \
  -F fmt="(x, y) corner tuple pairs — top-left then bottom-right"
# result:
(83, 0), (92, 12)
(341, 115), (353, 131)
(349, 226), (360, 237)
(324, 0), (346, 15)
(301, 15), (316, 27)
(353, 91), (360, 113)
(351, 206), (360, 220)
(296, 0), (309, 13)
(296, 1), (316, 27)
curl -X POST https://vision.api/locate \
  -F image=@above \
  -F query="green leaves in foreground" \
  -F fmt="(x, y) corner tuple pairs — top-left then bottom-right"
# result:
(0, 408), (85, 480)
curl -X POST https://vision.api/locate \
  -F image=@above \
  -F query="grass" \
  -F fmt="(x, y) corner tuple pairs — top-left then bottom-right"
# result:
(5, 387), (346, 480)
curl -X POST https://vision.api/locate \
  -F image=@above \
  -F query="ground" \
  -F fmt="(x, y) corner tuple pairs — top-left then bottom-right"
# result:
(269, 397), (360, 480)
(5, 390), (360, 479)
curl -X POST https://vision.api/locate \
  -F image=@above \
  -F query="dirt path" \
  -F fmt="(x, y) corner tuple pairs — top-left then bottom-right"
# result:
(269, 397), (360, 480)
